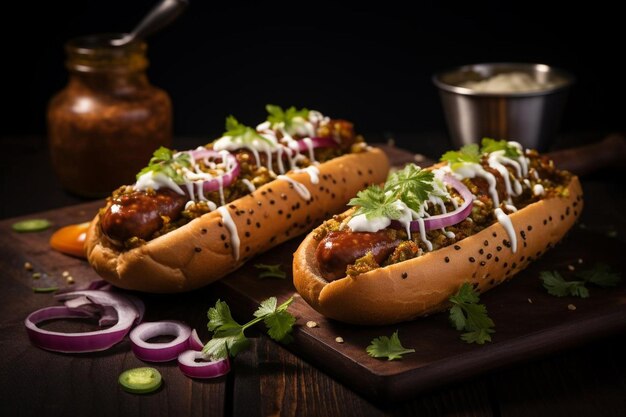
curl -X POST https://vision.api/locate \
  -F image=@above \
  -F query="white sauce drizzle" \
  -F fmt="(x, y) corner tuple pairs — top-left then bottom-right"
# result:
(494, 208), (517, 253)
(217, 207), (240, 261)
(533, 184), (545, 196)
(276, 175), (312, 201)
(241, 179), (256, 192)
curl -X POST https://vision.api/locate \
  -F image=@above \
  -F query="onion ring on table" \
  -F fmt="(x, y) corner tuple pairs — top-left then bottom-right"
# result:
(24, 290), (142, 353)
(177, 350), (230, 379)
(129, 321), (193, 362)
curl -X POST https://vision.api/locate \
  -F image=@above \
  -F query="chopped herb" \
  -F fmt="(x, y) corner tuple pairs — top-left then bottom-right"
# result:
(222, 115), (275, 147)
(366, 330), (415, 360)
(480, 137), (521, 158)
(266, 104), (310, 130)
(32, 286), (59, 293)
(136, 146), (191, 183)
(440, 144), (481, 168)
(449, 283), (495, 344)
(383, 164), (435, 212)
(575, 262), (621, 287)
(348, 185), (403, 220)
(254, 263), (287, 279)
(541, 263), (621, 298)
(203, 297), (295, 360)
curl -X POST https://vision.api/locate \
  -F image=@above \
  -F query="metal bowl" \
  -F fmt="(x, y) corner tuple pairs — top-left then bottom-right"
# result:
(433, 63), (574, 151)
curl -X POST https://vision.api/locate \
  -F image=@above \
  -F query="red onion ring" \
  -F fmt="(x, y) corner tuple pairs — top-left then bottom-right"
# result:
(390, 174), (474, 232)
(25, 291), (141, 353)
(295, 137), (338, 153)
(188, 148), (241, 193)
(129, 321), (192, 362)
(188, 329), (204, 351)
(177, 350), (230, 379)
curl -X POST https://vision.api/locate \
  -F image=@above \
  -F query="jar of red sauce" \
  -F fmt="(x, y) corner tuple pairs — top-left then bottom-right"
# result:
(47, 34), (172, 198)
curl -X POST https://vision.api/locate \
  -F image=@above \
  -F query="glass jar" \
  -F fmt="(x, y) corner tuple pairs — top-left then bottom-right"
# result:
(47, 34), (172, 198)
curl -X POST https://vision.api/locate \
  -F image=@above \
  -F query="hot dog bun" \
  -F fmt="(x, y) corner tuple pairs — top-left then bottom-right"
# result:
(86, 147), (389, 293)
(293, 175), (583, 325)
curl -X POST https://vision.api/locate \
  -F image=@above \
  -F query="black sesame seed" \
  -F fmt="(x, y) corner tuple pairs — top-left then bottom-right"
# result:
(201, 228), (207, 234)
(495, 256), (499, 262)
(512, 262), (517, 269)
(469, 257), (476, 263)
(245, 231), (250, 237)
(247, 219), (252, 225)
(492, 232), (497, 237)
(520, 231), (526, 240)
(257, 201), (262, 207)
(256, 222), (261, 228)
(503, 262), (508, 268)
(520, 256), (525, 262)
(490, 278), (496, 285)
(218, 221), (223, 227)
(331, 193), (336, 198)
(261, 191), (267, 196)
(220, 234), (226, 240)
(248, 209), (254, 214)
(401, 272), (408, 279)
(573, 202), (578, 207)
(480, 261), (486, 266)
(278, 210), (283, 215)
(454, 245), (461, 250)
(523, 241), (527, 248)
(527, 225), (533, 231)
(483, 240), (489, 246)
(224, 243), (229, 249)
(270, 236), (276, 242)
(269, 200), (275, 205)
(549, 216), (553, 221)
(194, 247), (202, 253)
(319, 186), (325, 192)
(229, 204), (236, 209)
(281, 193), (287, 200)
(487, 254), (492, 259)
(445, 256), (450, 263)
(566, 207), (570, 216)
(287, 213), (292, 219)
(479, 249), (484, 255)
(357, 170), (363, 176)
(560, 215), (565, 221)
(543, 219), (547, 225)
(574, 210), (578, 216)
(503, 240), (511, 248)
(497, 246), (502, 251)
(246, 246), (250, 252)
(322, 174), (328, 180)
(267, 188), (273, 193)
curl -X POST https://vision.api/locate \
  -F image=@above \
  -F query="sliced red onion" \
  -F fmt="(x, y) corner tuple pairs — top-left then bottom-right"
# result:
(25, 290), (141, 353)
(296, 137), (339, 153)
(129, 321), (192, 362)
(188, 329), (204, 351)
(188, 148), (240, 193)
(391, 174), (474, 232)
(178, 350), (230, 379)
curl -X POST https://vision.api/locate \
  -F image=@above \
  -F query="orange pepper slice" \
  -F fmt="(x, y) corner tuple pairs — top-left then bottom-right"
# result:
(49, 222), (90, 258)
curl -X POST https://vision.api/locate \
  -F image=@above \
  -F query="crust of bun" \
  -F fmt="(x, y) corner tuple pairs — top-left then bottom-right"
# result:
(85, 147), (389, 293)
(293, 176), (583, 325)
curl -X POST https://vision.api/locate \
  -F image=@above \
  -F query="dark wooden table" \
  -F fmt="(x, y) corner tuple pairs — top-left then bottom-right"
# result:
(1, 134), (625, 417)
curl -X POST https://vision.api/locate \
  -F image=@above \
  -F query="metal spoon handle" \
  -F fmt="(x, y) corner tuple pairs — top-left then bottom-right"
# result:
(112, 0), (188, 46)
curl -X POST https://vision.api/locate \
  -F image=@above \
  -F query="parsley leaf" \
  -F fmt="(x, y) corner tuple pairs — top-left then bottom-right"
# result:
(575, 262), (621, 288)
(254, 263), (287, 279)
(541, 263), (621, 298)
(540, 271), (589, 298)
(366, 330), (415, 361)
(348, 185), (403, 220)
(136, 146), (191, 183)
(449, 283), (495, 344)
(222, 115), (274, 147)
(480, 137), (521, 158)
(384, 165), (435, 212)
(440, 144), (481, 168)
(266, 104), (310, 129)
(203, 297), (296, 360)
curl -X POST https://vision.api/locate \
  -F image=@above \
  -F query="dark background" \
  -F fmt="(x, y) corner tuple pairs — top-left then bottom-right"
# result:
(5, 1), (624, 150)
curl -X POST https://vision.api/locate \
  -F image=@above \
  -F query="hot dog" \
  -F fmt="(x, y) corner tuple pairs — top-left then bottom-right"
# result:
(293, 139), (583, 325)
(85, 105), (389, 293)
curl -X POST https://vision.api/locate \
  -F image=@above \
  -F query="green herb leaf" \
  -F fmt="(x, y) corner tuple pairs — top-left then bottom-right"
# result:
(366, 330), (415, 361)
(254, 263), (287, 279)
(440, 144), (481, 168)
(540, 270), (589, 298)
(348, 185), (402, 220)
(266, 104), (310, 130)
(204, 297), (296, 360)
(383, 164), (434, 212)
(449, 283), (495, 344)
(480, 138), (521, 158)
(222, 115), (275, 147)
(575, 262), (621, 288)
(136, 146), (191, 183)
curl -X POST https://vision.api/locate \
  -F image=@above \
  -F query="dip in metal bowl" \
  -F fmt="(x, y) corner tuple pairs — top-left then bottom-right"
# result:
(433, 63), (574, 151)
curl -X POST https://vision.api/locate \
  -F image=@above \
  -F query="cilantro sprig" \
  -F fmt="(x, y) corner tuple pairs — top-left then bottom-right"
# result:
(440, 138), (521, 169)
(348, 164), (436, 220)
(223, 115), (274, 147)
(136, 146), (191, 183)
(266, 104), (310, 130)
(541, 263), (621, 298)
(203, 297), (296, 360)
(254, 263), (287, 279)
(449, 283), (495, 344)
(366, 330), (415, 361)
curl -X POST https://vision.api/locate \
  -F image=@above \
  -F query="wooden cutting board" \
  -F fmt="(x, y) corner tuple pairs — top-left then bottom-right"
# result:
(2, 145), (625, 403)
